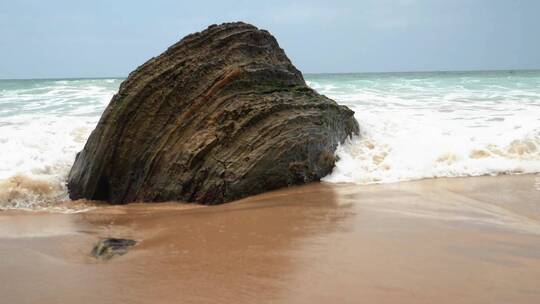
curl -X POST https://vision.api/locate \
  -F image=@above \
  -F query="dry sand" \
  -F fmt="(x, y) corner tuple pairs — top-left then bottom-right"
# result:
(1, 174), (539, 303)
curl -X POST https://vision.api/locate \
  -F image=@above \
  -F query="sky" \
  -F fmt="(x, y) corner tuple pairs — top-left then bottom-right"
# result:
(1, 0), (539, 79)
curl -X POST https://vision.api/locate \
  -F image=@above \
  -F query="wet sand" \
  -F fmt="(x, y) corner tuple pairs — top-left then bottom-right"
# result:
(1, 174), (540, 303)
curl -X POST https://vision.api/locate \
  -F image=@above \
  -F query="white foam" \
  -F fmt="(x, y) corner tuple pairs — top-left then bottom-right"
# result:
(0, 79), (120, 211)
(314, 73), (540, 184)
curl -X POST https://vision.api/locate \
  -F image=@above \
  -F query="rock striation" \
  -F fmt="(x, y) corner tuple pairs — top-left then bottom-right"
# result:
(67, 22), (359, 205)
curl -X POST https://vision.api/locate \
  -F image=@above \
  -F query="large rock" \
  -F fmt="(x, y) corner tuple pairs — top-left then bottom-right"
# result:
(67, 22), (359, 205)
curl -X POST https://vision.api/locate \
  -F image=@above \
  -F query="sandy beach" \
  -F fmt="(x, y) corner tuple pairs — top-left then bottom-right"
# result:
(1, 174), (539, 303)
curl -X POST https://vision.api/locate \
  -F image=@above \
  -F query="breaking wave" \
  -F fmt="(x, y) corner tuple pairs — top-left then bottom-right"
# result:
(0, 78), (121, 211)
(311, 71), (540, 184)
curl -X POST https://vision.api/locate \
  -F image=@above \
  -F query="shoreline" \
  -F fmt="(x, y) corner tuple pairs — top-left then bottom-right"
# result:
(1, 174), (540, 303)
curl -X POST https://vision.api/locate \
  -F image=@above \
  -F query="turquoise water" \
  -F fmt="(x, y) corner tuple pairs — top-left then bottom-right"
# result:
(1, 71), (539, 209)
(0, 78), (121, 118)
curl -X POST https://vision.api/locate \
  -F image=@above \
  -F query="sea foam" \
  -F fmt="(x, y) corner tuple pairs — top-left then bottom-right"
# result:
(310, 71), (540, 184)
(0, 79), (120, 210)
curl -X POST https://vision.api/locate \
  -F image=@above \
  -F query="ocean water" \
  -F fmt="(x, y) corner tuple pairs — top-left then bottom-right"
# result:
(310, 71), (540, 184)
(0, 78), (121, 210)
(1, 71), (539, 209)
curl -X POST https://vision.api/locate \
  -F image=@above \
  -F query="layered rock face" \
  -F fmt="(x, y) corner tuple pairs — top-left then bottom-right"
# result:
(67, 22), (359, 205)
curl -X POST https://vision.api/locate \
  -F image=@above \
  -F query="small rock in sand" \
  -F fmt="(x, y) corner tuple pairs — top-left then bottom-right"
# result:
(91, 238), (137, 260)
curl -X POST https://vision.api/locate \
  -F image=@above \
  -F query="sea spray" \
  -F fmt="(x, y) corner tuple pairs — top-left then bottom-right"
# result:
(0, 79), (121, 210)
(311, 71), (540, 184)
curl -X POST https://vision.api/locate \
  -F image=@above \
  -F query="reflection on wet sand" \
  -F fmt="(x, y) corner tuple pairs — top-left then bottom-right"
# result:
(1, 175), (540, 303)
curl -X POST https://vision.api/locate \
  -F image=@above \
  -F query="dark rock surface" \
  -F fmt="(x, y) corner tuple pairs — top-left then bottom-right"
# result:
(91, 238), (137, 260)
(68, 22), (359, 205)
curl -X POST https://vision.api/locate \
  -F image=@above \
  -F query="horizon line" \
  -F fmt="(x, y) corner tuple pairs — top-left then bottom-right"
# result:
(1, 68), (539, 81)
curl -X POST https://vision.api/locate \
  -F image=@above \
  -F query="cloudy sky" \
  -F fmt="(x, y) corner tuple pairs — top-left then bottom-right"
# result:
(1, 0), (539, 78)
